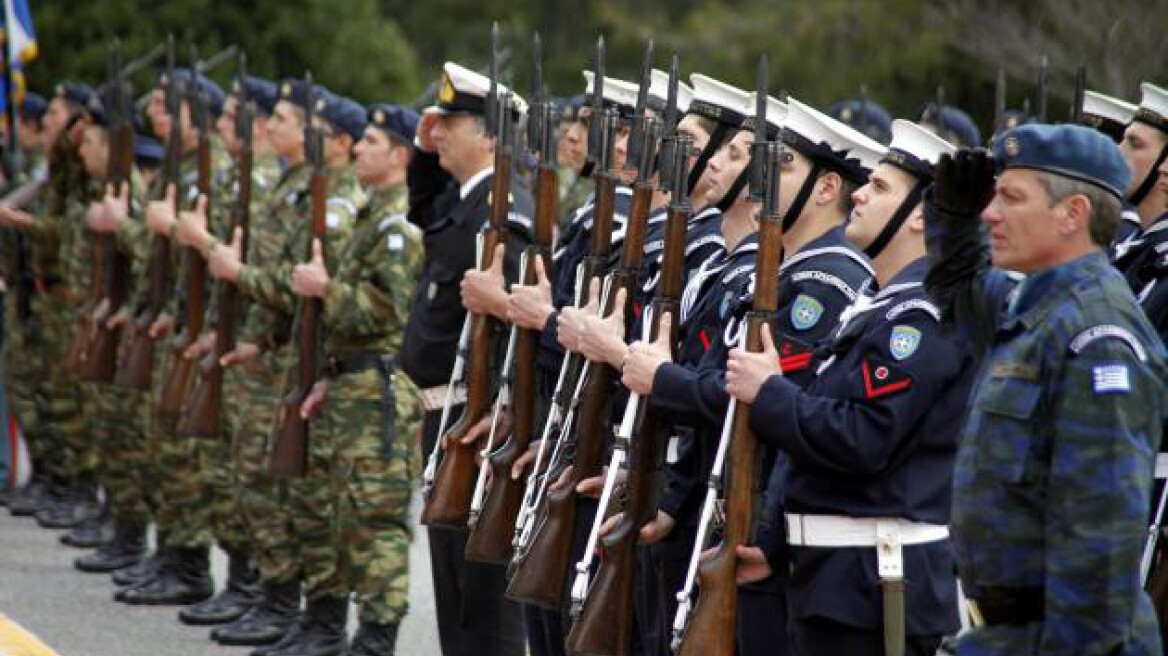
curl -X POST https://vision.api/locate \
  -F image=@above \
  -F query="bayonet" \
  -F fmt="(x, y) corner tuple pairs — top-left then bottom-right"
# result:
(485, 22), (500, 139)
(1070, 64), (1086, 124)
(625, 39), (654, 173)
(993, 67), (1006, 137)
(749, 54), (769, 202)
(1036, 55), (1049, 123)
(587, 36), (605, 167)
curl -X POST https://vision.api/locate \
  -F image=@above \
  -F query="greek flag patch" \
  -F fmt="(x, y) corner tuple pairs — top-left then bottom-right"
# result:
(1092, 364), (1130, 394)
(386, 234), (404, 251)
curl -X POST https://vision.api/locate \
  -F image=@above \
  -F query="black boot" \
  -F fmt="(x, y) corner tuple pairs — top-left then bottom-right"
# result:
(61, 502), (113, 548)
(212, 578), (302, 647)
(346, 622), (400, 656)
(8, 476), (50, 516)
(263, 595), (348, 656)
(36, 475), (99, 529)
(118, 545), (214, 605)
(112, 547), (168, 588)
(179, 547), (263, 625)
(74, 521), (146, 572)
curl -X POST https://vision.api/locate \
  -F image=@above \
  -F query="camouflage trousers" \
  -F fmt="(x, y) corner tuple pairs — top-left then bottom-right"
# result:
(83, 380), (151, 525)
(3, 292), (51, 478)
(332, 368), (421, 624)
(36, 293), (92, 479)
(234, 350), (299, 584)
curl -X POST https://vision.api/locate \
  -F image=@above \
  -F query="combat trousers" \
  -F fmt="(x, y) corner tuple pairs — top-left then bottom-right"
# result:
(422, 407), (526, 656)
(37, 293), (92, 479)
(85, 380), (151, 525)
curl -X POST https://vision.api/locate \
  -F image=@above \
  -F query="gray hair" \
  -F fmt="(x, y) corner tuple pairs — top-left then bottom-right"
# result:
(1033, 170), (1122, 248)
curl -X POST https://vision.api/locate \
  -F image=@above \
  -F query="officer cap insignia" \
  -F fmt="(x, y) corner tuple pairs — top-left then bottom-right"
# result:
(438, 74), (456, 104)
(1004, 136), (1021, 158)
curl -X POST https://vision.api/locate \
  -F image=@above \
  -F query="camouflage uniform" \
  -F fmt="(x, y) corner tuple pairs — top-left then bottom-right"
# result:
(325, 183), (422, 624)
(926, 207), (1168, 655)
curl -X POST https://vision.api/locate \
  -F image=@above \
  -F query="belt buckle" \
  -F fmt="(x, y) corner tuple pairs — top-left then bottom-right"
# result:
(875, 520), (904, 580)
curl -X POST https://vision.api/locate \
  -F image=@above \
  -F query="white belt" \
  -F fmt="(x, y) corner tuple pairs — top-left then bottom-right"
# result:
(1156, 453), (1168, 480)
(419, 384), (467, 412)
(785, 513), (949, 549)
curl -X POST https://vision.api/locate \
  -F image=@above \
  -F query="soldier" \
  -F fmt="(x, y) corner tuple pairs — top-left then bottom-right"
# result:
(926, 124), (1168, 655)
(555, 95), (591, 223)
(919, 102), (982, 149)
(170, 73), (284, 628)
(286, 101), (423, 656)
(723, 119), (968, 656)
(1077, 89), (1142, 254)
(402, 61), (533, 656)
(829, 96), (893, 144)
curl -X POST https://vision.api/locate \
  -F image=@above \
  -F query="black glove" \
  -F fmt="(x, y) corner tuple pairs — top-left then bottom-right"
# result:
(931, 148), (996, 218)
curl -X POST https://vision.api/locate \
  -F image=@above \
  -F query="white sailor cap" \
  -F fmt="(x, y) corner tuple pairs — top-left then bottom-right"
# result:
(784, 98), (887, 181)
(881, 118), (956, 180)
(687, 74), (750, 127)
(742, 93), (788, 139)
(644, 68), (693, 115)
(1082, 90), (1137, 127)
(582, 71), (639, 117)
(1133, 82), (1168, 134)
(427, 61), (528, 118)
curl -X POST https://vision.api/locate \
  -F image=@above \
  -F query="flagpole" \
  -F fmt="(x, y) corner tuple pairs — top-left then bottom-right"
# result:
(0, 20), (21, 181)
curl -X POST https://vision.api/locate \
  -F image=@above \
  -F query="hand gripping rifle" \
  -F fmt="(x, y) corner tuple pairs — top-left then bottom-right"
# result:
(465, 32), (559, 563)
(115, 35), (182, 390)
(157, 44), (234, 431)
(267, 72), (324, 477)
(674, 56), (777, 656)
(80, 40), (138, 383)
(506, 35), (622, 608)
(566, 54), (685, 656)
(421, 23), (517, 528)
(179, 50), (253, 439)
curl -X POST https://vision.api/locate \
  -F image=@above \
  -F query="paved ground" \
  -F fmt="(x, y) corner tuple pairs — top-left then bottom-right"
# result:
(0, 494), (439, 656)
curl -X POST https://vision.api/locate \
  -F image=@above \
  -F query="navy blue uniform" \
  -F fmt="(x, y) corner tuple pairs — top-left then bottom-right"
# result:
(1115, 214), (1168, 345)
(651, 226), (873, 656)
(749, 257), (971, 656)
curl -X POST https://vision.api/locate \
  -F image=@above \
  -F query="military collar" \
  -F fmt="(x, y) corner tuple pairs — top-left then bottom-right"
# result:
(460, 166), (493, 200)
(365, 184), (407, 215)
(779, 225), (873, 277)
(1143, 212), (1168, 241)
(1004, 250), (1112, 329)
(873, 257), (928, 298)
(690, 204), (721, 227)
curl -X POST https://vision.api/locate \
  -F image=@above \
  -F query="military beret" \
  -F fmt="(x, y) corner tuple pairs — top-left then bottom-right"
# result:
(1081, 90), (1137, 143)
(1132, 82), (1168, 135)
(828, 98), (893, 145)
(427, 61), (528, 119)
(231, 75), (279, 116)
(54, 82), (95, 110)
(186, 74), (225, 117)
(688, 74), (750, 128)
(882, 119), (956, 181)
(784, 97), (887, 183)
(19, 92), (47, 121)
(314, 91), (367, 141)
(992, 123), (1132, 200)
(133, 134), (165, 167)
(86, 93), (109, 128)
(367, 103), (419, 144)
(920, 104), (982, 149)
(279, 79), (322, 112)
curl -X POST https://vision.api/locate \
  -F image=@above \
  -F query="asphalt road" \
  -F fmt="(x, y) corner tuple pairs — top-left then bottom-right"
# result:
(0, 493), (440, 656)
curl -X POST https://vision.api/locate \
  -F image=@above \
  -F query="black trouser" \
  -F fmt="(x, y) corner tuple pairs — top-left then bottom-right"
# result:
(423, 408), (526, 656)
(738, 584), (789, 656)
(790, 616), (941, 656)
(524, 604), (565, 656)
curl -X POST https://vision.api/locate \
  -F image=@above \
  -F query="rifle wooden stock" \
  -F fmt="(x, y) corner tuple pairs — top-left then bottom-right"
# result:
(422, 146), (513, 527)
(465, 163), (558, 562)
(268, 169), (327, 478)
(114, 230), (171, 390)
(65, 238), (106, 375)
(178, 144), (253, 439)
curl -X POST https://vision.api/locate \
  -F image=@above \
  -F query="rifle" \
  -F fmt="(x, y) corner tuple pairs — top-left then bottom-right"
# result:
(674, 57), (778, 656)
(992, 68), (1007, 140)
(157, 45), (232, 432)
(114, 34), (181, 390)
(80, 40), (137, 383)
(465, 32), (559, 564)
(1069, 64), (1086, 124)
(566, 53), (682, 656)
(1036, 55), (1049, 123)
(268, 71), (324, 478)
(421, 22), (516, 528)
(178, 50), (252, 439)
(505, 35), (622, 609)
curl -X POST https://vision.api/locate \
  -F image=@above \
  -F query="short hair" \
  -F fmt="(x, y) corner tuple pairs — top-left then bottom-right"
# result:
(1033, 170), (1122, 247)
(817, 169), (856, 214)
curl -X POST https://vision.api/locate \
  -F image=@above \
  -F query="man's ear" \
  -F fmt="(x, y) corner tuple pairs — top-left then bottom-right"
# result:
(1060, 194), (1091, 236)
(815, 170), (842, 207)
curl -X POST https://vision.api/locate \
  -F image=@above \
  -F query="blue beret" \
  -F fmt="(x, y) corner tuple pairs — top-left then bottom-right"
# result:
(279, 79), (322, 112)
(367, 103), (419, 144)
(232, 75), (279, 116)
(159, 68), (224, 116)
(20, 93), (47, 121)
(828, 98), (893, 144)
(134, 134), (165, 166)
(188, 74), (225, 117)
(992, 123), (1132, 199)
(315, 92), (367, 141)
(55, 82), (94, 110)
(921, 104), (982, 148)
(86, 93), (109, 128)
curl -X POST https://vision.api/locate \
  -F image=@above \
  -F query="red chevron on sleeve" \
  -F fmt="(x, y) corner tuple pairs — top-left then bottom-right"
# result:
(779, 338), (814, 372)
(861, 357), (913, 399)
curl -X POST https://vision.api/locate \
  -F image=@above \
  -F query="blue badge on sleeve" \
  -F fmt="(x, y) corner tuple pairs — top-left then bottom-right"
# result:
(790, 294), (825, 331)
(1092, 363), (1130, 394)
(889, 325), (922, 360)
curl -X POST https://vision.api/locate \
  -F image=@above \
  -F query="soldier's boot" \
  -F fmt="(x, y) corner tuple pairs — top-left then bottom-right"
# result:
(346, 622), (400, 656)
(36, 475), (99, 529)
(75, 521), (146, 572)
(264, 595), (348, 656)
(8, 475), (51, 516)
(61, 500), (113, 547)
(179, 547), (263, 625)
(119, 545), (214, 605)
(212, 578), (302, 647)
(112, 546), (170, 588)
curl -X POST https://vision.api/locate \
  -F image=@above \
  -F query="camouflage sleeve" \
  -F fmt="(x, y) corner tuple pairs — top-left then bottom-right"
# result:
(323, 220), (421, 339)
(1037, 337), (1160, 655)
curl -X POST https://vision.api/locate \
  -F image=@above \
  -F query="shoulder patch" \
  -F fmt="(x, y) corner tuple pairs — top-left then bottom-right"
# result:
(327, 197), (358, 217)
(862, 356), (914, 399)
(326, 212), (341, 229)
(889, 325), (922, 361)
(790, 270), (860, 302)
(1069, 325), (1148, 362)
(386, 234), (404, 251)
(1092, 363), (1131, 394)
(789, 294), (825, 331)
(885, 299), (941, 323)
